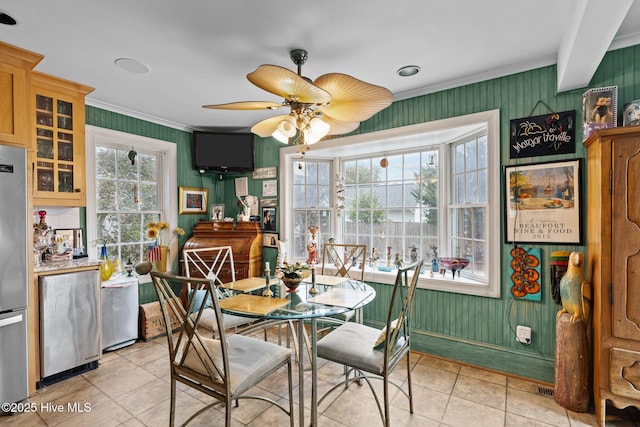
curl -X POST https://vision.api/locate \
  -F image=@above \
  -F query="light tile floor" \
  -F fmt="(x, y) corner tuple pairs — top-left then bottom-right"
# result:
(2, 327), (639, 427)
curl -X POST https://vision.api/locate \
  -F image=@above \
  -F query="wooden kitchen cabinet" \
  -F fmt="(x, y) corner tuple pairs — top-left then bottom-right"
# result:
(183, 221), (263, 281)
(584, 127), (640, 426)
(31, 71), (93, 206)
(0, 42), (42, 148)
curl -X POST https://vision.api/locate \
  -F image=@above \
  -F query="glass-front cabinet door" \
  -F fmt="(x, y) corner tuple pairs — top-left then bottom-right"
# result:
(31, 72), (93, 206)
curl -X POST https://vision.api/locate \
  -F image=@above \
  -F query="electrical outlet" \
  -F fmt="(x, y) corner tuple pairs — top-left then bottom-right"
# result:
(516, 325), (532, 344)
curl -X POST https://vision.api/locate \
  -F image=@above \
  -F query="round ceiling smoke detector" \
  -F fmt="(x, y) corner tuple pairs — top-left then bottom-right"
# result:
(115, 58), (150, 74)
(397, 65), (421, 77)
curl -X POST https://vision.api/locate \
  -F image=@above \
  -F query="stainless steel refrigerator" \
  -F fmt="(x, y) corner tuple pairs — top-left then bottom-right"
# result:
(0, 145), (28, 405)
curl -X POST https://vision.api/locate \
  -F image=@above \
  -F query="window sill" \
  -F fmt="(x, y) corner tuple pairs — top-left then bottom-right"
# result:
(321, 264), (493, 297)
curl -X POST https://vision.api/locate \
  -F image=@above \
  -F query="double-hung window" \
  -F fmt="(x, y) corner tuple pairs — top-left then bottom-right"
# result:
(280, 110), (500, 297)
(291, 159), (332, 259)
(450, 134), (488, 279)
(85, 126), (177, 273)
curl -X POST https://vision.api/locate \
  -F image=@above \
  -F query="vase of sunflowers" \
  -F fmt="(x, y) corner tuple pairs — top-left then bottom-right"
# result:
(146, 221), (185, 272)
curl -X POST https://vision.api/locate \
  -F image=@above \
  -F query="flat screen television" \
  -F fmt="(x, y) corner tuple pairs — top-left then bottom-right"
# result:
(193, 131), (255, 173)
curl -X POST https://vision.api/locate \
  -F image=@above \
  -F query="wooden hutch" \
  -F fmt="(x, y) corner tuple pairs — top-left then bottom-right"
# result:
(585, 127), (640, 426)
(182, 221), (263, 281)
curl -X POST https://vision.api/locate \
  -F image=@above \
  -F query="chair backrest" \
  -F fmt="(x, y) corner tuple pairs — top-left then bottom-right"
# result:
(150, 272), (231, 390)
(183, 246), (235, 286)
(182, 246), (236, 306)
(321, 243), (367, 281)
(383, 260), (423, 364)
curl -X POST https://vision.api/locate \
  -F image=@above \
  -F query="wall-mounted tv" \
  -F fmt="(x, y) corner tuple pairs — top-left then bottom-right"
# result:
(193, 131), (255, 173)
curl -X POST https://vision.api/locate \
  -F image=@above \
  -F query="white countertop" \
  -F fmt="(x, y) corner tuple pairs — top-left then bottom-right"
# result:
(34, 258), (103, 274)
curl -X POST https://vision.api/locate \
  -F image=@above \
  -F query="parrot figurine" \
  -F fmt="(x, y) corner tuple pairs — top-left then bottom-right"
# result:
(557, 251), (591, 324)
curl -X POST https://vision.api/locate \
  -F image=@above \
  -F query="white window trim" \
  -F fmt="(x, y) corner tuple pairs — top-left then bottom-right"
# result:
(85, 125), (178, 282)
(280, 109), (500, 298)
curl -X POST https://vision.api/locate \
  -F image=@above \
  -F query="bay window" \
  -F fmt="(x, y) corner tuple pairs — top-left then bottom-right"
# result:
(280, 110), (500, 297)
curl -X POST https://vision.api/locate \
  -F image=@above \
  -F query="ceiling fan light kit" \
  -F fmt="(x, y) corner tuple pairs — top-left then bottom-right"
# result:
(203, 49), (392, 154)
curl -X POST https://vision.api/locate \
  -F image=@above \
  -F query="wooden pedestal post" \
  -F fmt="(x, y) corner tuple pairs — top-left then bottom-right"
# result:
(554, 312), (589, 412)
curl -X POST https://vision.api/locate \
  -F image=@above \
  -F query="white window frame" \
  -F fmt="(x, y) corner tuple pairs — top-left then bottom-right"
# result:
(290, 159), (334, 260)
(280, 110), (500, 298)
(85, 125), (178, 282)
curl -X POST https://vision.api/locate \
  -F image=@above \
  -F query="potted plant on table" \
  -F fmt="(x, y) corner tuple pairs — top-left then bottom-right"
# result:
(278, 261), (311, 293)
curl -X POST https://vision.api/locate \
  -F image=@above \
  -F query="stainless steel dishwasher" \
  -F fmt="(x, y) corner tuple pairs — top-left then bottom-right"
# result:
(39, 269), (101, 385)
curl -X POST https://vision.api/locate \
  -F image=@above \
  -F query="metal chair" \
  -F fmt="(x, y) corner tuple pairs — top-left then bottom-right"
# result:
(150, 272), (294, 427)
(316, 260), (423, 427)
(321, 243), (367, 324)
(321, 243), (367, 282)
(182, 246), (254, 334)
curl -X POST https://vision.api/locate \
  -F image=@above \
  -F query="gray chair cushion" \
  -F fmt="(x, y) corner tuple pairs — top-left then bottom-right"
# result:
(317, 322), (385, 375)
(183, 336), (224, 381)
(181, 332), (292, 394)
(191, 308), (253, 332)
(226, 334), (292, 394)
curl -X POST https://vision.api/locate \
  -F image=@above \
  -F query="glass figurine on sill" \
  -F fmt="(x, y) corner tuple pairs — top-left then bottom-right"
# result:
(430, 245), (439, 277)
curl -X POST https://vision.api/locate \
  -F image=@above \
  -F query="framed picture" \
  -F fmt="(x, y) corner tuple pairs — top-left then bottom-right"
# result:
(262, 180), (278, 197)
(582, 86), (617, 141)
(263, 232), (279, 248)
(235, 177), (248, 197)
(179, 187), (208, 214)
(260, 198), (278, 207)
(262, 207), (276, 231)
(504, 159), (582, 244)
(210, 204), (224, 221)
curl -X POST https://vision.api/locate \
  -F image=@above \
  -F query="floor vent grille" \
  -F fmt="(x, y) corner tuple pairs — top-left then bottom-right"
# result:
(537, 386), (554, 398)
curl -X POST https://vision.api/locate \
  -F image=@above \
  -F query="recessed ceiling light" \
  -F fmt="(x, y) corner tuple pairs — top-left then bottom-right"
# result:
(397, 65), (421, 77)
(0, 10), (18, 25)
(115, 58), (150, 74)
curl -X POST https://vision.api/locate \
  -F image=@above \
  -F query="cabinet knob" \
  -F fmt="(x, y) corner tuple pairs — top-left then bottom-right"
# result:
(74, 188), (81, 193)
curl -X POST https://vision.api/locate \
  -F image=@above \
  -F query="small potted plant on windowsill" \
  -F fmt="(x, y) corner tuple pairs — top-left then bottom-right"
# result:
(277, 261), (311, 293)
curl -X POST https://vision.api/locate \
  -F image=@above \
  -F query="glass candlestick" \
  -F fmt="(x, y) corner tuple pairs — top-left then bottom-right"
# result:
(309, 265), (318, 295)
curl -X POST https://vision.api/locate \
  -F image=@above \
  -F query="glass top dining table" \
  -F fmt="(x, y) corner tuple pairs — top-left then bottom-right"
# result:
(219, 276), (376, 427)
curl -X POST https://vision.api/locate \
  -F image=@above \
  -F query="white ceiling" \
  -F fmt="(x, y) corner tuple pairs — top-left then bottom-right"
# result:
(1, 0), (639, 133)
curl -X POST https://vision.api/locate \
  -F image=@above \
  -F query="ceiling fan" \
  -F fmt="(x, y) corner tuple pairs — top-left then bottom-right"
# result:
(203, 49), (393, 153)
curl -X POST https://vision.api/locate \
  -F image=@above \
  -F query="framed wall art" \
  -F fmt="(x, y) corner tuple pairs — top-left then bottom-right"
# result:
(179, 187), (208, 214)
(262, 207), (276, 231)
(504, 159), (582, 244)
(263, 232), (279, 248)
(260, 198), (278, 207)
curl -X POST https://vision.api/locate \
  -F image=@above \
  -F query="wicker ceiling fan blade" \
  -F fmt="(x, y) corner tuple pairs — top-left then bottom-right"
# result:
(250, 114), (292, 138)
(202, 101), (283, 110)
(248, 65), (331, 104)
(315, 73), (393, 122)
(321, 116), (360, 135)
